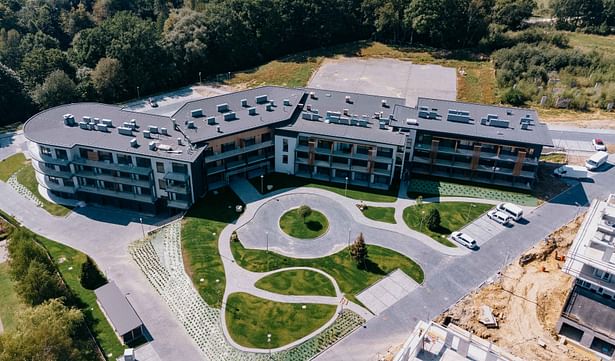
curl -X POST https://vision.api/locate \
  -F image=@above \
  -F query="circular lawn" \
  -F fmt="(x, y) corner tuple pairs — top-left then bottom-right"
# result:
(279, 208), (329, 239)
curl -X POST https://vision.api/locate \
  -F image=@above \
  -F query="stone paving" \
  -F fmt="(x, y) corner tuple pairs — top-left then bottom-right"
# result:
(356, 270), (419, 316)
(7, 173), (42, 207)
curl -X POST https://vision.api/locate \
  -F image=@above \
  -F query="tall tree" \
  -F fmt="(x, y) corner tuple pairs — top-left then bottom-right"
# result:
(163, 9), (210, 76)
(298, 205), (312, 223)
(80, 256), (107, 290)
(0, 62), (35, 126)
(19, 48), (73, 89)
(425, 208), (441, 231)
(493, 0), (536, 30)
(350, 232), (368, 268)
(60, 2), (95, 38)
(33, 70), (79, 108)
(90, 57), (125, 101)
(17, 260), (70, 306)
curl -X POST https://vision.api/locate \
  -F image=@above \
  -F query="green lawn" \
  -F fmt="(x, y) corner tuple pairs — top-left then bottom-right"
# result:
(279, 208), (329, 239)
(37, 236), (124, 359)
(361, 206), (396, 224)
(403, 202), (492, 247)
(225, 292), (336, 349)
(227, 58), (322, 88)
(249, 172), (398, 203)
(231, 241), (423, 305)
(181, 187), (244, 308)
(255, 269), (336, 297)
(0, 153), (26, 181)
(0, 262), (26, 331)
(540, 153), (567, 164)
(408, 178), (538, 206)
(15, 163), (72, 216)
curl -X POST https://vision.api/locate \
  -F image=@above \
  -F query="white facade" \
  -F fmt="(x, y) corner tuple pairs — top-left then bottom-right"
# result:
(274, 135), (296, 174)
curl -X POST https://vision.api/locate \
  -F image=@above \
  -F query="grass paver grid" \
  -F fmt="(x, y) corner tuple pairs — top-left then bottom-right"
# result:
(402, 202), (493, 247)
(226, 292), (337, 349)
(361, 206), (396, 224)
(255, 269), (336, 297)
(279, 208), (329, 239)
(408, 178), (538, 206)
(231, 241), (424, 306)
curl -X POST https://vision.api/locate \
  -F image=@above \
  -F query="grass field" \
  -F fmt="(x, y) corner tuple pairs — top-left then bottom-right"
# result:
(15, 163), (72, 216)
(540, 153), (567, 164)
(225, 292), (336, 349)
(0, 262), (26, 332)
(279, 208), (329, 239)
(231, 241), (423, 305)
(181, 187), (244, 308)
(227, 58), (322, 88)
(361, 206), (396, 224)
(403, 202), (493, 247)
(38, 236), (124, 359)
(250, 172), (398, 203)
(0, 153), (26, 181)
(255, 269), (336, 297)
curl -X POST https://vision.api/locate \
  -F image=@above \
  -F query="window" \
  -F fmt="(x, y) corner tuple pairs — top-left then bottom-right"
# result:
(136, 157), (151, 168)
(204, 148), (214, 156)
(140, 187), (152, 195)
(117, 154), (132, 165)
(282, 155), (288, 164)
(595, 269), (611, 281)
(47, 176), (60, 184)
(221, 141), (236, 153)
(298, 136), (308, 146)
(282, 139), (289, 152)
(172, 163), (188, 174)
(55, 149), (68, 159)
(243, 137), (256, 147)
(376, 147), (393, 158)
(98, 151), (113, 162)
(40, 146), (53, 157)
(137, 174), (150, 181)
(122, 185), (135, 193)
(261, 133), (271, 142)
(337, 143), (352, 154)
(59, 165), (70, 172)
(356, 145), (370, 155)
(158, 179), (167, 190)
(156, 162), (165, 173)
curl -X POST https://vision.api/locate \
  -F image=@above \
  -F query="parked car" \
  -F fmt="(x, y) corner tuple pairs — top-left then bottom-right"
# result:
(585, 151), (609, 171)
(450, 231), (478, 250)
(592, 138), (607, 151)
(553, 165), (588, 179)
(496, 202), (524, 222)
(487, 209), (512, 225)
(149, 98), (158, 108)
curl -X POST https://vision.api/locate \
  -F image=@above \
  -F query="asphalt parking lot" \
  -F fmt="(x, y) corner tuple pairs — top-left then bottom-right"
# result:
(308, 58), (456, 106)
(459, 214), (508, 247)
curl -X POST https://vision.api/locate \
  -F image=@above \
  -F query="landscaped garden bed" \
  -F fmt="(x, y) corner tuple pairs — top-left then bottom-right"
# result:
(255, 269), (336, 297)
(279, 206), (329, 239)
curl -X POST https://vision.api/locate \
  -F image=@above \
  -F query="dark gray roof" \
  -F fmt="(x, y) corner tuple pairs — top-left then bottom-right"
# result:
(172, 86), (304, 143)
(392, 98), (553, 147)
(24, 103), (203, 162)
(281, 88), (407, 146)
(567, 286), (615, 337)
(94, 282), (143, 336)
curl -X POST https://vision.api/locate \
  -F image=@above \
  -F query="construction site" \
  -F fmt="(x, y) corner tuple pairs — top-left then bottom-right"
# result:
(434, 214), (600, 361)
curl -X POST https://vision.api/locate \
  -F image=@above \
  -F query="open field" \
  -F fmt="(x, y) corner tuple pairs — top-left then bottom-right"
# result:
(279, 208), (329, 239)
(255, 269), (336, 297)
(182, 187), (244, 308)
(0, 153), (25, 182)
(225, 292), (336, 349)
(403, 202), (493, 247)
(250, 173), (398, 203)
(231, 241), (423, 305)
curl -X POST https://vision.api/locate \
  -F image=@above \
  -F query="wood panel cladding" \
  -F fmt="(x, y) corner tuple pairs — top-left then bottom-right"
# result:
(430, 140), (439, 164)
(512, 150), (526, 176)
(470, 145), (481, 170)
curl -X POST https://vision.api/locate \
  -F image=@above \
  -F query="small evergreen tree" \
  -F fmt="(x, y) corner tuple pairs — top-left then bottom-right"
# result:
(297, 205), (312, 223)
(80, 256), (107, 290)
(425, 208), (441, 231)
(350, 232), (368, 269)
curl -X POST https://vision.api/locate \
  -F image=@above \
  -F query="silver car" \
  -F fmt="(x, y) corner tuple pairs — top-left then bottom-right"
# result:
(450, 231), (478, 250)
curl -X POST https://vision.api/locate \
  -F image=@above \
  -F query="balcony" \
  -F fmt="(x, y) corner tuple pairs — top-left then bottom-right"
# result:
(72, 157), (152, 176)
(75, 170), (151, 188)
(32, 161), (73, 178)
(167, 199), (191, 210)
(226, 159), (246, 170)
(28, 142), (71, 166)
(373, 167), (392, 176)
(247, 154), (269, 164)
(164, 172), (189, 182)
(331, 162), (350, 170)
(205, 140), (273, 162)
(414, 143), (538, 165)
(166, 184), (190, 195)
(314, 160), (330, 168)
(314, 147), (332, 155)
(35, 172), (77, 194)
(78, 185), (155, 203)
(295, 144), (309, 153)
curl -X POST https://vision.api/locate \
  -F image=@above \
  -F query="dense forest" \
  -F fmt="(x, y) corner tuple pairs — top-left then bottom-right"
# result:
(0, 0), (614, 127)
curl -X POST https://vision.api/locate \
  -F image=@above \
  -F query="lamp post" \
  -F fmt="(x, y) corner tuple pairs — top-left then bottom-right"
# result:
(344, 176), (348, 197)
(267, 333), (273, 360)
(139, 217), (145, 239)
(466, 203), (476, 222)
(266, 231), (269, 272)
(136, 86), (140, 99)
(419, 210), (425, 231)
(199, 71), (202, 84)
(261, 174), (264, 194)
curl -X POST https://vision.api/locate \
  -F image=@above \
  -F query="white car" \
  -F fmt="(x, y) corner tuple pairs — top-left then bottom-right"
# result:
(487, 209), (512, 225)
(450, 231), (478, 250)
(592, 138), (607, 152)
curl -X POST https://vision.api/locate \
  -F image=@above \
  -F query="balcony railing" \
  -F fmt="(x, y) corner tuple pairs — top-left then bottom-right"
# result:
(32, 161), (73, 178)
(166, 184), (190, 194)
(78, 185), (155, 203)
(205, 140), (273, 162)
(75, 170), (151, 188)
(72, 157), (152, 176)
(167, 199), (191, 210)
(414, 143), (538, 165)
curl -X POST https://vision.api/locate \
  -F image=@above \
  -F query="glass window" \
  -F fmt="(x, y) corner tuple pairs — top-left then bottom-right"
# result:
(172, 163), (188, 174)
(59, 165), (70, 172)
(158, 179), (166, 189)
(282, 139), (289, 152)
(376, 147), (393, 158)
(261, 133), (272, 142)
(55, 149), (68, 159)
(221, 141), (236, 153)
(40, 146), (53, 156)
(282, 155), (288, 164)
(204, 147), (214, 156)
(136, 157), (151, 168)
(243, 137), (256, 147)
(47, 176), (60, 184)
(337, 143), (352, 154)
(298, 136), (308, 146)
(98, 151), (113, 162)
(356, 145), (370, 155)
(117, 154), (132, 165)
(140, 187), (152, 195)
(122, 185), (134, 193)
(156, 162), (165, 173)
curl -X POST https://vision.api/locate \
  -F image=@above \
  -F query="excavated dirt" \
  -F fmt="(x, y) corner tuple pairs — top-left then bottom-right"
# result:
(435, 214), (599, 361)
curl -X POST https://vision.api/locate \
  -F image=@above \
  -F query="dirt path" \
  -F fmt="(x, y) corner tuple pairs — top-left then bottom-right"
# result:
(436, 215), (598, 361)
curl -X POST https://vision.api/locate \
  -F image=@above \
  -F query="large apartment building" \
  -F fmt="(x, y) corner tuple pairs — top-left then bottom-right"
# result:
(557, 195), (615, 359)
(23, 86), (552, 213)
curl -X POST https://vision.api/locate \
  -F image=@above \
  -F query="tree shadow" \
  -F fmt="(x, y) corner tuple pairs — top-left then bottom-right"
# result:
(305, 221), (324, 232)
(361, 258), (386, 276)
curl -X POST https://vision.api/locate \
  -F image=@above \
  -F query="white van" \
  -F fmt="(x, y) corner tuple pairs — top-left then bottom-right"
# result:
(487, 209), (512, 225)
(553, 165), (588, 179)
(585, 151), (609, 171)
(450, 231), (478, 250)
(496, 203), (523, 222)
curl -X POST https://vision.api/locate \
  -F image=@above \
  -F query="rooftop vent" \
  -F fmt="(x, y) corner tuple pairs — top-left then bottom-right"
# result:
(82, 116), (91, 123)
(266, 104), (273, 112)
(241, 99), (248, 107)
(345, 95), (352, 104)
(248, 107), (257, 116)
(92, 117), (100, 124)
(160, 127), (168, 135)
(382, 100), (389, 108)
(191, 109), (203, 118)
(379, 121), (387, 130)
(343, 109), (349, 116)
(95, 124), (108, 132)
(101, 119), (113, 127)
(143, 130), (152, 138)
(130, 119), (137, 126)
(506, 110), (513, 116)
(158, 144), (172, 151)
(223, 112), (236, 121)
(417, 106), (439, 120)
(216, 125), (222, 133)
(187, 120), (196, 129)
(148, 125), (159, 134)
(118, 127), (133, 136)
(406, 118), (418, 126)
(255, 95), (268, 104)
(283, 99), (291, 106)
(447, 109), (472, 123)
(302, 112), (319, 121)
(63, 114), (76, 126)
(270, 100), (275, 107)
(177, 138), (183, 146)
(480, 114), (509, 128)
(123, 121), (135, 130)
(217, 103), (229, 113)
(388, 114), (394, 120)
(306, 104), (312, 111)
(79, 121), (89, 130)
(309, 92), (317, 100)
(130, 138), (139, 148)
(148, 141), (157, 151)
(207, 116), (216, 125)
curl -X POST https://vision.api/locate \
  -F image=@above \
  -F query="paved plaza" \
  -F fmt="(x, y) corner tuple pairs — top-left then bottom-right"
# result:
(356, 270), (419, 315)
(308, 58), (457, 106)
